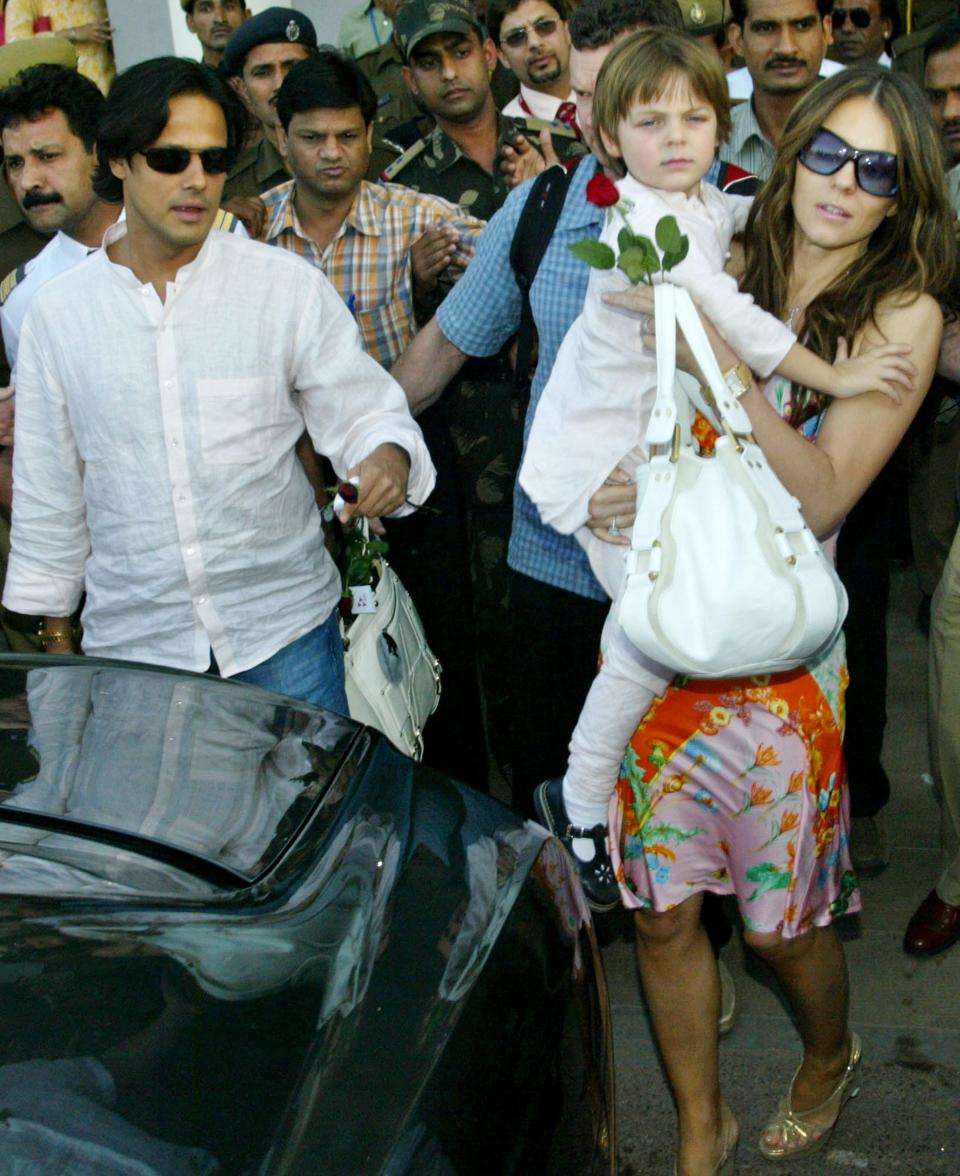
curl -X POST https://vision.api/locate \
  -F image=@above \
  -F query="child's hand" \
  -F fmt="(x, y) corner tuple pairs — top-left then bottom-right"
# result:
(832, 336), (916, 403)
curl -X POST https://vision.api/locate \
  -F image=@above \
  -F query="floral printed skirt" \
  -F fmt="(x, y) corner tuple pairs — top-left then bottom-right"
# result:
(608, 641), (861, 937)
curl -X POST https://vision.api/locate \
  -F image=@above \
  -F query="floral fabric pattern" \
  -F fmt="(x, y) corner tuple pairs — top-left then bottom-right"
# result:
(609, 638), (861, 937)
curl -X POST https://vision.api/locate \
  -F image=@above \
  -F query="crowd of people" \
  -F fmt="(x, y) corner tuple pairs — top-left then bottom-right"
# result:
(0, 2), (958, 1173)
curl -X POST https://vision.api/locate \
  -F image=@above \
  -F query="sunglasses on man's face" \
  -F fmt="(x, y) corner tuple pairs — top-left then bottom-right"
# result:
(831, 7), (873, 29)
(798, 127), (899, 198)
(140, 146), (231, 175)
(502, 17), (559, 48)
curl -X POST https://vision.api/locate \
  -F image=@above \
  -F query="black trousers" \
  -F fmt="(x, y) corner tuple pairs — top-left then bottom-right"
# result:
(835, 469), (894, 819)
(384, 403), (489, 792)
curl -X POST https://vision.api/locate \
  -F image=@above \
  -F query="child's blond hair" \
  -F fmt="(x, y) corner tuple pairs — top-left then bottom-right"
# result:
(593, 28), (732, 158)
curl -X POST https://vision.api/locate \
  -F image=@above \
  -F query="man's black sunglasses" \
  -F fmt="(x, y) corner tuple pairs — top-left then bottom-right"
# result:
(798, 127), (899, 198)
(140, 146), (231, 175)
(831, 7), (873, 29)
(502, 17), (559, 48)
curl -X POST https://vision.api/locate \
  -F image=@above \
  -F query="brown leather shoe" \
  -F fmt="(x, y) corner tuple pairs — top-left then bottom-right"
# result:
(903, 890), (960, 956)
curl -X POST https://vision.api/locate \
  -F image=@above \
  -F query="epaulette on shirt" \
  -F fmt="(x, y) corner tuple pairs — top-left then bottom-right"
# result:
(0, 263), (27, 308)
(213, 208), (243, 234)
(381, 137), (428, 182)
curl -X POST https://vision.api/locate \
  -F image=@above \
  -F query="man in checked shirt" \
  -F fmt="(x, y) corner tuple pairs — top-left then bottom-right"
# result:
(2, 57), (434, 710)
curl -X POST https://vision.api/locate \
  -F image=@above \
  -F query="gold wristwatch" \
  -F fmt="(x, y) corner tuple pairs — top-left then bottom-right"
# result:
(721, 360), (753, 399)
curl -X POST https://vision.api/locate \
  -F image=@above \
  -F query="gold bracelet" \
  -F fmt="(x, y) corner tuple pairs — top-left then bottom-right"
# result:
(38, 621), (76, 648)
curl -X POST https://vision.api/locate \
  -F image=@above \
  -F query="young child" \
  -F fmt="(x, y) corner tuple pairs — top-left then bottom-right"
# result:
(519, 30), (912, 906)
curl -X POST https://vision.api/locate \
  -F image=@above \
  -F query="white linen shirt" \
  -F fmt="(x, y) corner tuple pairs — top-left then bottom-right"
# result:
(3, 223), (435, 676)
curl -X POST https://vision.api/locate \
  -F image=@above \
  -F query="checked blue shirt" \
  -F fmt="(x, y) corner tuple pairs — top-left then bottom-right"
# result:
(437, 155), (607, 602)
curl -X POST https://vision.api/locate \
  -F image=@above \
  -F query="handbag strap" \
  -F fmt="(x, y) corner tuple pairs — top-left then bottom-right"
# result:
(645, 283), (755, 448)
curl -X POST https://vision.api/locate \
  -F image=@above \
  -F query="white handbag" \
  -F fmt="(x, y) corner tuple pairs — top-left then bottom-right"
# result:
(618, 282), (848, 679)
(340, 523), (441, 760)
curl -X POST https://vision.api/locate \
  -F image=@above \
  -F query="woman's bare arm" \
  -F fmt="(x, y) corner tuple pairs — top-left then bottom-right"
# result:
(732, 294), (942, 535)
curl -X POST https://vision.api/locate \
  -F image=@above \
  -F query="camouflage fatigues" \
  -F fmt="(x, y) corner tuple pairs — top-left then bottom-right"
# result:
(380, 112), (582, 221)
(223, 135), (288, 202)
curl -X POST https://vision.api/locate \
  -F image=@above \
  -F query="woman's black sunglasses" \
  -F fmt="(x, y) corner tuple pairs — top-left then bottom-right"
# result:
(140, 146), (231, 175)
(798, 127), (899, 198)
(502, 17), (559, 48)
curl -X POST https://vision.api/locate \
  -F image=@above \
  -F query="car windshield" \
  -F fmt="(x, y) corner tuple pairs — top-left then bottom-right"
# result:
(0, 661), (358, 886)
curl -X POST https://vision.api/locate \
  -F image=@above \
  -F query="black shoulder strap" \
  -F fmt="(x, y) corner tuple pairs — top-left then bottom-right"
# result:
(509, 159), (579, 386)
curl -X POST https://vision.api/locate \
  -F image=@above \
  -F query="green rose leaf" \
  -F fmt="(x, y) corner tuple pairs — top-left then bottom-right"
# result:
(618, 238), (659, 285)
(655, 214), (684, 255)
(661, 237), (690, 272)
(618, 226), (640, 254)
(568, 240), (616, 270)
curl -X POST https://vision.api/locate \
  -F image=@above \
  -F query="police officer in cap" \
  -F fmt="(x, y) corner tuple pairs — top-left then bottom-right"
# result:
(379, 0), (581, 220)
(222, 6), (317, 201)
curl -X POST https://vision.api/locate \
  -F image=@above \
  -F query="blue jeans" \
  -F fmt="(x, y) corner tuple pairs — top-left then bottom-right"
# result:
(229, 611), (349, 714)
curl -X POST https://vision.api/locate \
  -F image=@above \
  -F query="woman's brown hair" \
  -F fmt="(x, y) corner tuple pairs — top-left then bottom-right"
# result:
(743, 65), (958, 427)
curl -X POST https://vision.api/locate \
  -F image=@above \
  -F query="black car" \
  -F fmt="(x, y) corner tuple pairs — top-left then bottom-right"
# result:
(0, 655), (615, 1175)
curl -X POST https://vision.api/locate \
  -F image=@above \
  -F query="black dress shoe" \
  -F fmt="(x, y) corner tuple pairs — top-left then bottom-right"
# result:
(533, 777), (620, 912)
(903, 889), (960, 956)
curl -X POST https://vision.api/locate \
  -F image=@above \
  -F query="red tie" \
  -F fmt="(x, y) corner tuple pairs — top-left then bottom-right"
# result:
(555, 101), (581, 139)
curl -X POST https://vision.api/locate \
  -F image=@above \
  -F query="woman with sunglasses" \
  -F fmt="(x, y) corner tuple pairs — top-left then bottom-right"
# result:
(596, 66), (956, 1175)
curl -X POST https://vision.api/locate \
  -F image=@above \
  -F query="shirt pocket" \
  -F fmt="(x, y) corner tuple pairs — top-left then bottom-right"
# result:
(196, 376), (275, 465)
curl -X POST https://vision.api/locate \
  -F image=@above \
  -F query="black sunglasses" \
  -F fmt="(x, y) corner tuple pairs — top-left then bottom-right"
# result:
(140, 146), (231, 175)
(831, 7), (872, 29)
(502, 17), (559, 48)
(798, 127), (899, 198)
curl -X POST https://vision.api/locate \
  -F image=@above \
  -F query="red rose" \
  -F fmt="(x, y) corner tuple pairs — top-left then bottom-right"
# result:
(585, 174), (620, 207)
(337, 480), (359, 505)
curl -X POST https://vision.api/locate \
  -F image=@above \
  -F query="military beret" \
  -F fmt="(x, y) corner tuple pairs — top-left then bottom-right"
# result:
(221, 6), (317, 77)
(0, 37), (78, 88)
(677, 0), (726, 37)
(394, 0), (484, 61)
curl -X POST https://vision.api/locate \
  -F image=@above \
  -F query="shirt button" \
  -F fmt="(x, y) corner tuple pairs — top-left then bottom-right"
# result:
(186, 546), (195, 556)
(164, 379), (173, 389)
(196, 595), (206, 605)
(170, 437), (179, 447)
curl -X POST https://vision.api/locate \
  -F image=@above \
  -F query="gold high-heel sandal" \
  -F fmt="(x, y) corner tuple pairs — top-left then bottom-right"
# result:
(758, 1032), (862, 1161)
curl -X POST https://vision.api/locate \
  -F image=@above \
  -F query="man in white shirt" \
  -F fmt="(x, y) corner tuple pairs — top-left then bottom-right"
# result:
(828, 1), (898, 68)
(3, 57), (434, 712)
(490, 0), (579, 133)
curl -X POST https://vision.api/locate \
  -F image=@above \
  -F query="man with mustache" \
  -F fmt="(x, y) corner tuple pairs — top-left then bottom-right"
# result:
(720, 0), (834, 179)
(491, 0), (577, 132)
(828, 0), (898, 67)
(0, 64), (117, 376)
(181, 0), (250, 73)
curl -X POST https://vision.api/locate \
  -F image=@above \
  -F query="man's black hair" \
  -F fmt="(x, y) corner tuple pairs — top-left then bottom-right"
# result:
(925, 14), (960, 65)
(487, 0), (568, 47)
(728, 0), (832, 25)
(568, 0), (682, 51)
(0, 64), (103, 153)
(276, 51), (377, 132)
(93, 57), (247, 202)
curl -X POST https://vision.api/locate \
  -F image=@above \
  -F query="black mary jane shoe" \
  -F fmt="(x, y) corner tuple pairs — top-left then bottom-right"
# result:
(533, 777), (620, 912)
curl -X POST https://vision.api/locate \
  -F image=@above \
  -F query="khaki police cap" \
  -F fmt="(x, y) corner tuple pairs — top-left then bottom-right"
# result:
(0, 37), (78, 88)
(677, 0), (725, 37)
